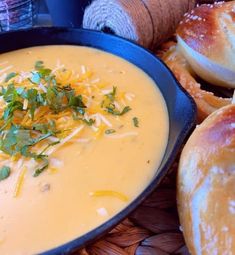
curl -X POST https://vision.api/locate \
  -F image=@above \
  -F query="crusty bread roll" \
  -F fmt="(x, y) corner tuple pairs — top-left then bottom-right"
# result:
(177, 103), (235, 254)
(177, 1), (235, 88)
(162, 44), (231, 121)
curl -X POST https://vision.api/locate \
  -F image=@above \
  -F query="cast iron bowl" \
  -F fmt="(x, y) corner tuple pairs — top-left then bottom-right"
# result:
(0, 27), (196, 255)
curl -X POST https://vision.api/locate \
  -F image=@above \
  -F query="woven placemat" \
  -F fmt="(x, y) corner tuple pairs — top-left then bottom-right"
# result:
(79, 159), (188, 255)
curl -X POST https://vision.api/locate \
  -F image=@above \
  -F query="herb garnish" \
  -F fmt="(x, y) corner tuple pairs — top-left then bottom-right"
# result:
(0, 166), (10, 181)
(33, 121), (57, 135)
(106, 86), (117, 101)
(0, 61), (136, 178)
(34, 60), (52, 78)
(5, 72), (17, 82)
(105, 129), (116, 134)
(106, 105), (131, 116)
(102, 86), (132, 116)
(133, 117), (139, 127)
(33, 158), (49, 177)
(35, 60), (44, 70)
(0, 61), (91, 177)
(30, 72), (41, 84)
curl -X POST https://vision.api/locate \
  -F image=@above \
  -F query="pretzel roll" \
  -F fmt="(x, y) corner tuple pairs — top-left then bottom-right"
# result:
(162, 44), (231, 121)
(177, 104), (235, 254)
(177, 1), (235, 88)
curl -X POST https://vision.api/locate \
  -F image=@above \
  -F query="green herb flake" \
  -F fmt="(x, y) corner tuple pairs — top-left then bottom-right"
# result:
(3, 101), (23, 122)
(5, 72), (17, 82)
(2, 83), (18, 103)
(82, 118), (95, 126)
(35, 60), (44, 70)
(119, 106), (131, 115)
(38, 68), (52, 78)
(0, 166), (10, 181)
(33, 120), (57, 134)
(0, 61), (134, 178)
(72, 113), (95, 126)
(29, 72), (41, 84)
(106, 86), (117, 102)
(105, 129), (116, 134)
(69, 94), (86, 109)
(106, 105), (131, 116)
(39, 140), (60, 156)
(133, 117), (139, 127)
(26, 88), (39, 119)
(33, 158), (49, 177)
(0, 126), (32, 156)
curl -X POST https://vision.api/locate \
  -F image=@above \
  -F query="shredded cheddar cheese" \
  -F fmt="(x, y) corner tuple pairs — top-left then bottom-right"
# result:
(0, 60), (136, 198)
(90, 190), (129, 202)
(14, 167), (27, 197)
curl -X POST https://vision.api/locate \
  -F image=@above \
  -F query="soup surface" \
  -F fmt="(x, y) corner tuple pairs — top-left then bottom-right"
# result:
(0, 45), (168, 254)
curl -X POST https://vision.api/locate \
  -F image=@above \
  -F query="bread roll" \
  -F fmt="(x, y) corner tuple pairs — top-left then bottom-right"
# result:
(161, 44), (231, 121)
(176, 1), (235, 88)
(177, 104), (235, 254)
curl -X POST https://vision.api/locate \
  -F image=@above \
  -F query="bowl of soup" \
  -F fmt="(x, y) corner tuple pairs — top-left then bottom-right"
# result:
(0, 27), (196, 254)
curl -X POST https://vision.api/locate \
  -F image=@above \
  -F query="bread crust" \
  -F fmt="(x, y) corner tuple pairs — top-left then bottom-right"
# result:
(176, 1), (235, 88)
(177, 1), (235, 62)
(177, 104), (235, 254)
(162, 44), (231, 121)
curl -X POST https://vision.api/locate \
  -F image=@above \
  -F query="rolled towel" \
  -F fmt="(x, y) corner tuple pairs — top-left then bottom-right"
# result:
(83, 0), (196, 48)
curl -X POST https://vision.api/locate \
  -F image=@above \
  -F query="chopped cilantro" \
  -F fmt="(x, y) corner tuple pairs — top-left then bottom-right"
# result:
(29, 72), (41, 84)
(106, 86), (116, 102)
(5, 72), (17, 82)
(46, 86), (65, 113)
(106, 105), (131, 116)
(133, 117), (139, 127)
(26, 88), (39, 119)
(119, 106), (132, 115)
(39, 140), (60, 156)
(77, 108), (86, 116)
(3, 101), (23, 121)
(82, 118), (95, 126)
(0, 125), (53, 160)
(69, 94), (86, 109)
(33, 158), (49, 177)
(16, 87), (25, 96)
(2, 83), (18, 102)
(38, 68), (52, 78)
(105, 129), (116, 134)
(0, 61), (134, 178)
(0, 166), (10, 181)
(35, 60), (44, 70)
(101, 87), (131, 116)
(34, 60), (52, 78)
(33, 121), (57, 134)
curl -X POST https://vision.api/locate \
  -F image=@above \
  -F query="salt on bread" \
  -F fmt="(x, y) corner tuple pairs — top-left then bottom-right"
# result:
(177, 1), (235, 88)
(177, 102), (235, 254)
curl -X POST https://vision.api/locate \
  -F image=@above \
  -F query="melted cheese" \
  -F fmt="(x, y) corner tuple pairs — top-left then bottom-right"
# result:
(0, 45), (169, 254)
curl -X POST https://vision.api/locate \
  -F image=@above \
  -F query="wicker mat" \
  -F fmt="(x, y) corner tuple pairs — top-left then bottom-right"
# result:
(78, 159), (189, 255)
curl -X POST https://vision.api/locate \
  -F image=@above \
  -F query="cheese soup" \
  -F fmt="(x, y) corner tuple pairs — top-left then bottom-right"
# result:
(0, 45), (168, 254)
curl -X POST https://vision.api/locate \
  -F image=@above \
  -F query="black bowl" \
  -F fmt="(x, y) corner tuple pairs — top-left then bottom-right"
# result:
(0, 27), (196, 255)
